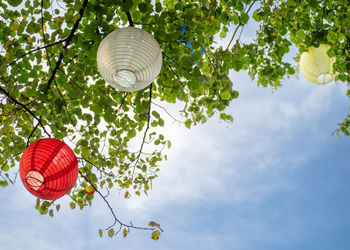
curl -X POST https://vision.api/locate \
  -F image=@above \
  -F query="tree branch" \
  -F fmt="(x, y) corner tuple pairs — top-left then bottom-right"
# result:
(46, 0), (89, 91)
(78, 169), (154, 233)
(77, 156), (114, 177)
(8, 38), (67, 66)
(27, 121), (40, 147)
(0, 80), (51, 138)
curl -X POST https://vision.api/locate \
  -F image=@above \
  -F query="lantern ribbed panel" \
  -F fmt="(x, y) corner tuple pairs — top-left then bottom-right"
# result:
(19, 138), (78, 200)
(299, 44), (335, 85)
(97, 27), (162, 92)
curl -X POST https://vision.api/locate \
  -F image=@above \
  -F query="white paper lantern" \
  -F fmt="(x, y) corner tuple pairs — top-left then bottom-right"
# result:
(299, 44), (336, 85)
(97, 27), (162, 92)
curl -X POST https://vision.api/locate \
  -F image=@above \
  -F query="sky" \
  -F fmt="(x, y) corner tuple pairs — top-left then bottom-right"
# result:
(1, 4), (350, 250)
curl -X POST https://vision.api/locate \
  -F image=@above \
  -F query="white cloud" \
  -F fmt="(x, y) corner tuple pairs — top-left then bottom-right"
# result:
(101, 67), (348, 225)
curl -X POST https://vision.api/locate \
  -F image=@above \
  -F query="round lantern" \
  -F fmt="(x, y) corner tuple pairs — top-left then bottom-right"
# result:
(299, 44), (336, 85)
(20, 138), (78, 200)
(97, 27), (162, 92)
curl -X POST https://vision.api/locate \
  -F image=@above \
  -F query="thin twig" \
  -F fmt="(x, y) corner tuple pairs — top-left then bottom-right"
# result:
(78, 170), (154, 231)
(226, 0), (257, 50)
(151, 101), (184, 124)
(131, 84), (153, 178)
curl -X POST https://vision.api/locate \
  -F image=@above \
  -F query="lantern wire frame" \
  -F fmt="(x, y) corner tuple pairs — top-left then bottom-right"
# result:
(97, 27), (162, 92)
(299, 44), (336, 85)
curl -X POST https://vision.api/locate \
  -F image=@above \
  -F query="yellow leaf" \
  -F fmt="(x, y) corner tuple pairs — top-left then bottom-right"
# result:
(54, 17), (63, 25)
(84, 185), (95, 195)
(4, 40), (10, 50)
(149, 221), (160, 228)
(126, 94), (133, 104)
(74, 13), (81, 22)
(123, 228), (128, 238)
(10, 19), (19, 32)
(151, 230), (160, 240)
(124, 190), (130, 199)
(27, 36), (32, 43)
(99, 229), (103, 238)
(42, 53), (48, 60)
(39, 24), (46, 36)
(1, 116), (6, 121)
(108, 228), (114, 238)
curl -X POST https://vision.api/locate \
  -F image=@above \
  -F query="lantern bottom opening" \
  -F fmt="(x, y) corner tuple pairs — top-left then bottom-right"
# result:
(114, 70), (136, 88)
(25, 171), (45, 190)
(317, 74), (332, 84)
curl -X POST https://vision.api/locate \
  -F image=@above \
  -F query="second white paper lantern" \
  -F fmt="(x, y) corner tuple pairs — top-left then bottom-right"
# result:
(97, 27), (162, 92)
(299, 44), (336, 85)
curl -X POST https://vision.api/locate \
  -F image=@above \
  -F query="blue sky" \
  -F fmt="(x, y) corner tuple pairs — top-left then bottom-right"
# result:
(0, 68), (349, 250)
(1, 5), (350, 250)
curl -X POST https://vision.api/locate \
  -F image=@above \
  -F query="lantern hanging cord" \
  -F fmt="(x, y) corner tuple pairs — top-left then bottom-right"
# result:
(123, 0), (134, 27)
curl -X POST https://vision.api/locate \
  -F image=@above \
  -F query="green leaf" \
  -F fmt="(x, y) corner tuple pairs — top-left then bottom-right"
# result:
(152, 110), (160, 118)
(155, 2), (162, 12)
(122, 0), (133, 11)
(185, 119), (192, 129)
(8, 0), (22, 7)
(70, 202), (76, 210)
(138, 3), (148, 13)
(0, 180), (8, 187)
(1, 164), (10, 172)
(240, 13), (249, 24)
(220, 91), (231, 100)
(128, 128), (136, 138)
(104, 110), (115, 123)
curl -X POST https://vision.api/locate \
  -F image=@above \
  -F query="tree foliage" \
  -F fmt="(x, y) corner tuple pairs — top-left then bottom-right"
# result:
(0, 0), (349, 239)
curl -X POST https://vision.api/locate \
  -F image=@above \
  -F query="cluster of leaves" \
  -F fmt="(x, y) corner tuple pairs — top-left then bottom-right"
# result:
(0, 0), (349, 239)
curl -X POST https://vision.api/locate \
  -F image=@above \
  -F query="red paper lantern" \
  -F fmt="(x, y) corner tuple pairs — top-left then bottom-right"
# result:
(20, 138), (78, 200)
